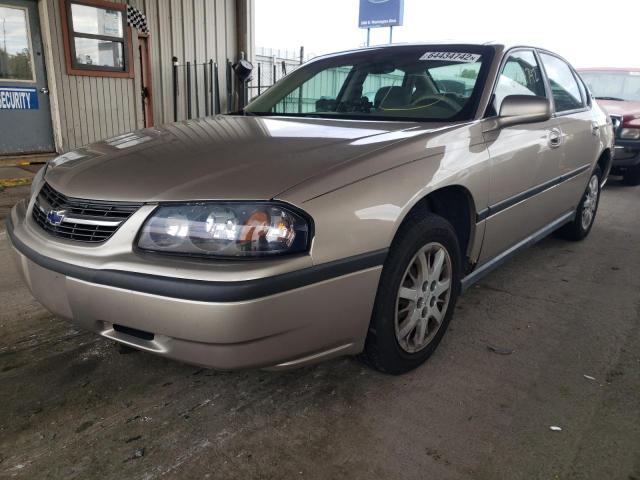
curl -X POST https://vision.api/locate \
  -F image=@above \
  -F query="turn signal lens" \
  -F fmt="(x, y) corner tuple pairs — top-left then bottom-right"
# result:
(137, 203), (311, 258)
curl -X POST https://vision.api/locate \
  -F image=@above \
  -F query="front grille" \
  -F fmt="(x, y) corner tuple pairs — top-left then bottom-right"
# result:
(32, 183), (142, 243)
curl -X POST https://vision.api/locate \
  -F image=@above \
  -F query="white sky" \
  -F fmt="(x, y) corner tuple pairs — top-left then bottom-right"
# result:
(256, 0), (640, 68)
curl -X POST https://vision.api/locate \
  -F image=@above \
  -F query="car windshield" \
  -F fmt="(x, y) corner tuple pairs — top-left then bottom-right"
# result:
(245, 46), (493, 122)
(580, 70), (640, 102)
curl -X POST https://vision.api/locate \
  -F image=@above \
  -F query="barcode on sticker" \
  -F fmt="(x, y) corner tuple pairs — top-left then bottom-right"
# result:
(419, 52), (481, 63)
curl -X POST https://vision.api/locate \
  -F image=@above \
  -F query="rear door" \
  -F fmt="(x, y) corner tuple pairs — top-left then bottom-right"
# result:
(0, 0), (54, 154)
(538, 52), (597, 213)
(479, 49), (563, 264)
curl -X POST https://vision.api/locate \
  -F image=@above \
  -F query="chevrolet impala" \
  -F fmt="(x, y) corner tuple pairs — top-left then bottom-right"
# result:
(7, 43), (614, 374)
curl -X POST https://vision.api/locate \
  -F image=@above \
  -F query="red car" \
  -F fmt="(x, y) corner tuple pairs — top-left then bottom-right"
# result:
(578, 68), (640, 185)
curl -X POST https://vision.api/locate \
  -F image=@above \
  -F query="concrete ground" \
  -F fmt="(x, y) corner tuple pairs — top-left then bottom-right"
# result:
(0, 179), (638, 480)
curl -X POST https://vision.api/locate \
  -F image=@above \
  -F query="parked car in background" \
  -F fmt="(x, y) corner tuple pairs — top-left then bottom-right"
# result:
(579, 68), (640, 185)
(8, 43), (613, 374)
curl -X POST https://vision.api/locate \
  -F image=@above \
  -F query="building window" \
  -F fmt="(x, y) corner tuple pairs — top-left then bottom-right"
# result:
(61, 0), (132, 77)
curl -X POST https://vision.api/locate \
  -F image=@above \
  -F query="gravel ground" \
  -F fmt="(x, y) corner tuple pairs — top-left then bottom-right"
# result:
(0, 180), (638, 480)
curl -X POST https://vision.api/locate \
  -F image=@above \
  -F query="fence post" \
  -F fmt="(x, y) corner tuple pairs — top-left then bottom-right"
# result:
(194, 58), (200, 118)
(186, 61), (192, 120)
(214, 62), (221, 114)
(172, 56), (178, 122)
(226, 60), (233, 113)
(299, 46), (304, 65)
(203, 60), (209, 116)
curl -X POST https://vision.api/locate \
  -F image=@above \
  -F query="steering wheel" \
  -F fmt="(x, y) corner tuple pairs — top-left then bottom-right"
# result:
(412, 94), (460, 111)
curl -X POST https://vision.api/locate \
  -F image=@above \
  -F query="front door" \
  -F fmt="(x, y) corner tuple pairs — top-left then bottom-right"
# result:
(0, 0), (54, 154)
(479, 49), (563, 264)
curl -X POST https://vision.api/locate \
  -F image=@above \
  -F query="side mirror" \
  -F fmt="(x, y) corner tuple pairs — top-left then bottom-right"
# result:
(496, 95), (551, 129)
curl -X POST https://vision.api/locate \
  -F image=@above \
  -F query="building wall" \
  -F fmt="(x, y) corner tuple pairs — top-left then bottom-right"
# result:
(39, 0), (253, 153)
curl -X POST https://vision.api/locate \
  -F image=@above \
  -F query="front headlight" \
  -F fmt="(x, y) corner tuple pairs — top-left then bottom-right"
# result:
(620, 128), (640, 140)
(137, 202), (312, 258)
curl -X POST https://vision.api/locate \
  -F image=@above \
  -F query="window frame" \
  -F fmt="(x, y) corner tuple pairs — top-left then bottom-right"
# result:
(60, 0), (133, 78)
(0, 3), (37, 83)
(485, 47), (552, 118)
(536, 49), (589, 117)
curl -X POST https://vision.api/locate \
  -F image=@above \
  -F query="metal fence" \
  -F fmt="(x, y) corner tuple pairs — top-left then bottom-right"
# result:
(171, 47), (314, 120)
(250, 46), (309, 99)
(172, 57), (235, 121)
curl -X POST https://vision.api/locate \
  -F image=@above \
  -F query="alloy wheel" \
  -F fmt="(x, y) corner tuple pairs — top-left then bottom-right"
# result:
(394, 242), (453, 353)
(581, 175), (599, 231)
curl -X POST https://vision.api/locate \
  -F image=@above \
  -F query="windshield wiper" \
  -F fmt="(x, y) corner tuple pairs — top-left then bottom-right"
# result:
(595, 96), (626, 101)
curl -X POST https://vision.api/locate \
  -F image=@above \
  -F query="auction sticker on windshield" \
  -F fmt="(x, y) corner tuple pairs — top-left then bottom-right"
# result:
(419, 52), (481, 63)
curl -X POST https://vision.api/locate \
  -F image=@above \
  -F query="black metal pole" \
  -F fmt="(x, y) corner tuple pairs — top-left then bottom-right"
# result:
(299, 46), (304, 65)
(209, 59), (214, 115)
(172, 56), (178, 122)
(257, 63), (261, 96)
(226, 60), (232, 113)
(273, 63), (277, 112)
(194, 58), (200, 118)
(186, 61), (192, 120)
(214, 62), (221, 115)
(203, 61), (209, 116)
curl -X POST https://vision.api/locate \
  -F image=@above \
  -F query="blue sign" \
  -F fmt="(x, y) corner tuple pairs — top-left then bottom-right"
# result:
(0, 87), (39, 110)
(359, 0), (404, 28)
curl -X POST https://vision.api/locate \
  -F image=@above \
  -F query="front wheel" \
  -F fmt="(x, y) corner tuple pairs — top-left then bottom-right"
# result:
(558, 167), (601, 241)
(360, 213), (461, 374)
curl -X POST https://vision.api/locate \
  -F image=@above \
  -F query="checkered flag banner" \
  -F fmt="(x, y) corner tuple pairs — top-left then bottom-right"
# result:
(127, 5), (149, 34)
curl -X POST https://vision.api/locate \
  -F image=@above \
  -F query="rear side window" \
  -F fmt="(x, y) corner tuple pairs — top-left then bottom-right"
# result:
(492, 50), (546, 115)
(539, 53), (584, 112)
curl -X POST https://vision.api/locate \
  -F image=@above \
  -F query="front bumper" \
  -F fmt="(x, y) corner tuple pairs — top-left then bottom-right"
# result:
(613, 139), (640, 168)
(7, 200), (384, 370)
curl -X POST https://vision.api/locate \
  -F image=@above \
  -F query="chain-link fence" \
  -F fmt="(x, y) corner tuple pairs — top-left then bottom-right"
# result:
(250, 47), (311, 99)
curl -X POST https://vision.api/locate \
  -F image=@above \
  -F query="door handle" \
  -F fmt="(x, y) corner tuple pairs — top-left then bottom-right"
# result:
(548, 128), (562, 148)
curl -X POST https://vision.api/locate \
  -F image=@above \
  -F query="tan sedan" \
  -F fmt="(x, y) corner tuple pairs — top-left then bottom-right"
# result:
(7, 43), (613, 374)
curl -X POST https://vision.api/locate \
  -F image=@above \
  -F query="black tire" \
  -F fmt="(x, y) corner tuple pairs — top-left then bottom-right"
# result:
(360, 213), (461, 375)
(558, 167), (601, 241)
(623, 165), (640, 186)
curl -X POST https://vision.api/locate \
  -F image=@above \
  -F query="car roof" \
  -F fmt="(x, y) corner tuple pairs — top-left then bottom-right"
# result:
(307, 42), (563, 62)
(577, 67), (640, 72)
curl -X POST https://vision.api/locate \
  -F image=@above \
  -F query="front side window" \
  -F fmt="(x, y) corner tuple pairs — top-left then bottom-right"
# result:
(247, 46), (493, 122)
(0, 5), (35, 82)
(580, 70), (640, 102)
(539, 53), (584, 112)
(63, 0), (129, 75)
(492, 50), (546, 114)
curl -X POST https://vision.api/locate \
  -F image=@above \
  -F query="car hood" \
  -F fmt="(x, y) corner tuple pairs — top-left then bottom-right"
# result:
(44, 115), (447, 202)
(596, 99), (640, 120)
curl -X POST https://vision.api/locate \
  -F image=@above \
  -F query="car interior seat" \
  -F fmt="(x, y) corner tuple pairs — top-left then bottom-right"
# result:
(374, 86), (411, 109)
